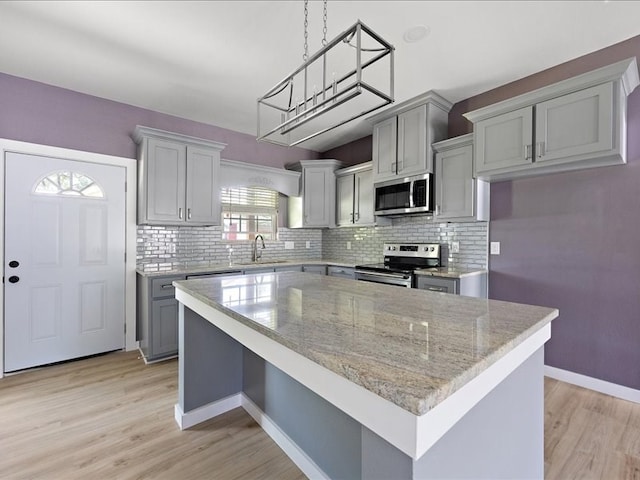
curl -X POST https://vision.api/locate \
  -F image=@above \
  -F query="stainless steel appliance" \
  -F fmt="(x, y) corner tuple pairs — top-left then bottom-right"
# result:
(355, 243), (441, 288)
(374, 174), (432, 216)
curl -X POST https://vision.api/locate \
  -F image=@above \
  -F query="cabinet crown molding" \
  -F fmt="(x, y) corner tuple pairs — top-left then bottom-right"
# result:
(335, 161), (373, 177)
(433, 133), (473, 153)
(366, 90), (454, 124)
(133, 125), (227, 151)
(463, 57), (639, 123)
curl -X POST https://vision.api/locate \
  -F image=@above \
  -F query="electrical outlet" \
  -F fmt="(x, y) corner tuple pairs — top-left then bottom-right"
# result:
(490, 241), (501, 255)
(347, 241), (352, 250)
(284, 241), (294, 250)
(168, 243), (176, 254)
(451, 241), (460, 253)
(306, 241), (311, 249)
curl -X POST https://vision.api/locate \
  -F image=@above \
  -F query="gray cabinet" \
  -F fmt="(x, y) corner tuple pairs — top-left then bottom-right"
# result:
(466, 58), (639, 181)
(327, 266), (355, 279)
(370, 92), (452, 184)
(287, 160), (341, 228)
(335, 162), (376, 227)
(433, 134), (489, 222)
(134, 126), (226, 226)
(416, 272), (487, 298)
(302, 265), (327, 275)
(137, 273), (185, 362)
(274, 265), (303, 272)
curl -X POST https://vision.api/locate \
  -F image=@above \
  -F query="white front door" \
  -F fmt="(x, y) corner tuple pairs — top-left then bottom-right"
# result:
(4, 152), (126, 372)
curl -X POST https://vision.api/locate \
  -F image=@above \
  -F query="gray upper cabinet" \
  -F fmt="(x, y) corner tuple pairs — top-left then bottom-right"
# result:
(434, 134), (489, 222)
(369, 92), (453, 184)
(287, 160), (341, 228)
(335, 162), (375, 227)
(466, 58), (639, 182)
(134, 126), (226, 226)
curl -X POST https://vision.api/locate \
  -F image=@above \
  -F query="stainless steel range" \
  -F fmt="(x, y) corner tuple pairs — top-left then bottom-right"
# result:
(355, 243), (441, 288)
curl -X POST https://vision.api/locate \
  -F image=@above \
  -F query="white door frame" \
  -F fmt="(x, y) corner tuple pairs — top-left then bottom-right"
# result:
(0, 139), (137, 378)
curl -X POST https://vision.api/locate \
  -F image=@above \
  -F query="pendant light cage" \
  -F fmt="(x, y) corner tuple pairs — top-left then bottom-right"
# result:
(257, 20), (395, 147)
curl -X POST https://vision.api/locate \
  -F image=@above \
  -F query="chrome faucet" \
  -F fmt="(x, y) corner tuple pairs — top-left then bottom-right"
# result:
(252, 234), (266, 262)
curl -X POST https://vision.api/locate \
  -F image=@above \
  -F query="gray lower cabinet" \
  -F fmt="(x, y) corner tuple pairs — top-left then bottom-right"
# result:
(327, 266), (356, 279)
(302, 264), (327, 275)
(138, 273), (185, 362)
(275, 265), (303, 272)
(416, 273), (487, 298)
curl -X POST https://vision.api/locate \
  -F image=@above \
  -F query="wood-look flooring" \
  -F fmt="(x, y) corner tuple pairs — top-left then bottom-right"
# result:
(0, 351), (639, 479)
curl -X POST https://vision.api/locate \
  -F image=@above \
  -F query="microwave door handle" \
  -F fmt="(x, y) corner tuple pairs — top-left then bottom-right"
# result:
(409, 180), (415, 208)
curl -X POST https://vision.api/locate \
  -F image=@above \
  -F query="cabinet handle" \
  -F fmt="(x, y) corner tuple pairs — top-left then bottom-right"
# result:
(161, 284), (173, 289)
(187, 208), (192, 220)
(398, 160), (403, 172)
(524, 144), (532, 161)
(354, 212), (359, 222)
(178, 208), (183, 219)
(435, 204), (440, 216)
(537, 141), (545, 158)
(427, 286), (446, 292)
(391, 162), (396, 173)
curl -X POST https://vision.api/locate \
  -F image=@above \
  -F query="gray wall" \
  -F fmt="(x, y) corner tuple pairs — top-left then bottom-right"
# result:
(449, 34), (640, 389)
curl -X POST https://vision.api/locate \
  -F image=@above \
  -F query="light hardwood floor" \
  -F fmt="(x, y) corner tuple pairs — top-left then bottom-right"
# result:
(0, 351), (639, 479)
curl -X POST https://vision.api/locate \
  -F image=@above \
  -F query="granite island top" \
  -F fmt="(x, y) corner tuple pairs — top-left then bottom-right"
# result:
(173, 272), (557, 416)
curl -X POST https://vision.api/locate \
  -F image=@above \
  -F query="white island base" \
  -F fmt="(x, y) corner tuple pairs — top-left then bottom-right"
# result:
(174, 287), (550, 480)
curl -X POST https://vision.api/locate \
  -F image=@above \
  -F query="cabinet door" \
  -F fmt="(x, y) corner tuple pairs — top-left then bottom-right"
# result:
(372, 117), (397, 182)
(303, 167), (333, 227)
(185, 145), (220, 225)
(475, 106), (533, 175)
(302, 265), (327, 275)
(336, 174), (355, 226)
(435, 145), (474, 220)
(327, 266), (355, 279)
(146, 138), (186, 223)
(354, 169), (374, 225)
(535, 82), (613, 164)
(397, 105), (429, 176)
(150, 298), (179, 358)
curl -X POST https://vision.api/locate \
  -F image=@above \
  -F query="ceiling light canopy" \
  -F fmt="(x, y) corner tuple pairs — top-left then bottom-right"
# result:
(257, 1), (395, 148)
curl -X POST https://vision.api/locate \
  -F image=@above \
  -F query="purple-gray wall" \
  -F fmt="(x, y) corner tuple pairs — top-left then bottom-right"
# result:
(0, 73), (320, 167)
(321, 134), (372, 167)
(449, 35), (640, 389)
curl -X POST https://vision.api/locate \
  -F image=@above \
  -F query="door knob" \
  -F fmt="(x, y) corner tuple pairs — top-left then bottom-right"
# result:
(8, 276), (20, 283)
(8, 260), (19, 268)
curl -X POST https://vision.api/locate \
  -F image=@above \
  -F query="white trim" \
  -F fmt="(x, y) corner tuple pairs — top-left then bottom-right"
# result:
(241, 394), (330, 480)
(545, 365), (640, 404)
(174, 393), (242, 430)
(175, 288), (553, 460)
(0, 139), (138, 378)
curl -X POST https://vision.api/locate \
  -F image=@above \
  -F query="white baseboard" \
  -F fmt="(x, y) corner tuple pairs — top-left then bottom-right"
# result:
(174, 393), (242, 430)
(545, 365), (640, 404)
(241, 394), (330, 480)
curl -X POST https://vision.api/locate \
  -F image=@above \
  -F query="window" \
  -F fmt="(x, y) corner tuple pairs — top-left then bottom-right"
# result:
(34, 171), (105, 198)
(221, 186), (278, 241)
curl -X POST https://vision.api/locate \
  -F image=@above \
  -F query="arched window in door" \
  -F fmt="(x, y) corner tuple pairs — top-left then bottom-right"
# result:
(33, 171), (105, 198)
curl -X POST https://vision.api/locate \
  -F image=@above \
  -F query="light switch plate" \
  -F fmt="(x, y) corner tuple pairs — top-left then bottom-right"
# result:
(451, 241), (460, 253)
(490, 241), (501, 255)
(306, 241), (311, 249)
(285, 241), (294, 250)
(347, 241), (352, 250)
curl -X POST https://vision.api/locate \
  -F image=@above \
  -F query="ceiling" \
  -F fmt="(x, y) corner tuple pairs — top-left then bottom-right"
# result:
(2, 1), (640, 152)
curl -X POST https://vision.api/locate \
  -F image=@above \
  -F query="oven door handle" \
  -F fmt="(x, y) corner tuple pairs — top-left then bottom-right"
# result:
(356, 270), (411, 280)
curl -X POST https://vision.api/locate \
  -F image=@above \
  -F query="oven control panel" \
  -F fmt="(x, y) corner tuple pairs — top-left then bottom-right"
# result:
(384, 243), (440, 258)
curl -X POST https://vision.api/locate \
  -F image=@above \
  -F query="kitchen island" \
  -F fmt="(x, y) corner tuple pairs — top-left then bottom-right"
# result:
(173, 272), (558, 479)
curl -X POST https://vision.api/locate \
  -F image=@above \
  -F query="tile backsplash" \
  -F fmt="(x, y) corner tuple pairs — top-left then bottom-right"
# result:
(137, 216), (488, 272)
(137, 225), (322, 272)
(322, 215), (488, 269)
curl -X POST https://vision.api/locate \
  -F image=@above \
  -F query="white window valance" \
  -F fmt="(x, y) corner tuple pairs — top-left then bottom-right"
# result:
(219, 159), (301, 197)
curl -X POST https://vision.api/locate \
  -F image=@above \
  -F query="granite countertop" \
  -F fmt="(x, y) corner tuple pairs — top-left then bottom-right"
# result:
(173, 272), (558, 416)
(137, 259), (357, 278)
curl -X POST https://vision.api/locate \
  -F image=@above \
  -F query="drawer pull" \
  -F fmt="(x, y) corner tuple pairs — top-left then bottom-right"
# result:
(161, 284), (173, 289)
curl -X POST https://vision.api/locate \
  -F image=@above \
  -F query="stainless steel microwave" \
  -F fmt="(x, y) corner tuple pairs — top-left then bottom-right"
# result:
(374, 174), (432, 216)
